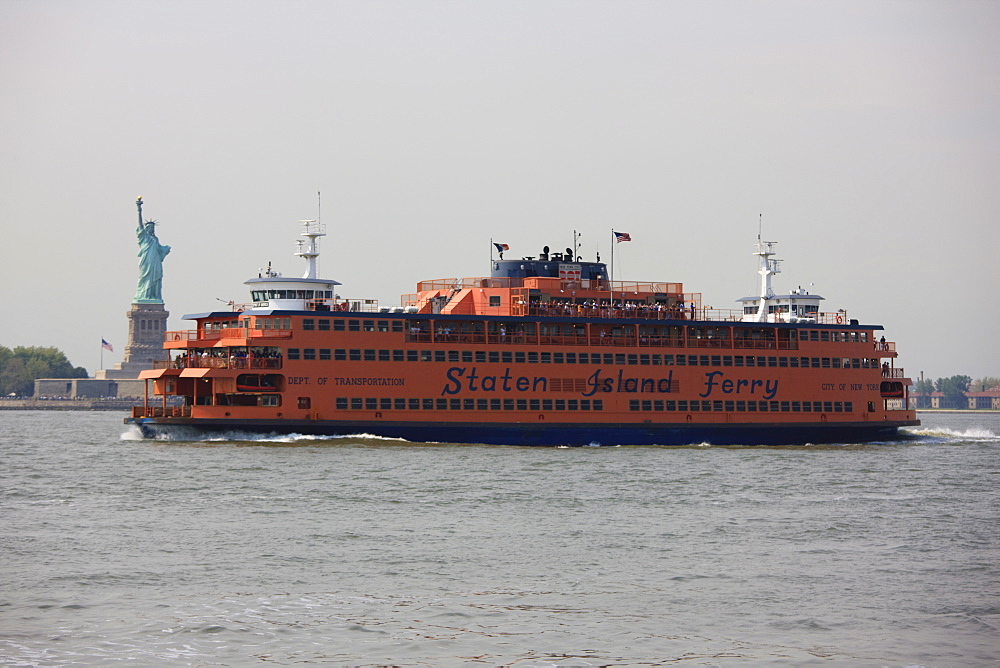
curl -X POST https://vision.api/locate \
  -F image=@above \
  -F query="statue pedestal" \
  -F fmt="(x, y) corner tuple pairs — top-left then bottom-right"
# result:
(95, 303), (170, 379)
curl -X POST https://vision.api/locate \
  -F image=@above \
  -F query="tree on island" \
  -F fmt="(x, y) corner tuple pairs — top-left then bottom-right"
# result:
(971, 376), (1000, 392)
(0, 346), (88, 397)
(935, 375), (972, 406)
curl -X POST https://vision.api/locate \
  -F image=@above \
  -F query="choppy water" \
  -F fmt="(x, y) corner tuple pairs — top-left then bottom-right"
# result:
(1, 411), (998, 666)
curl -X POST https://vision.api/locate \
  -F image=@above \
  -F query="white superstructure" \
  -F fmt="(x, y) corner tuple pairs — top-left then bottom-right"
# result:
(737, 239), (824, 323)
(244, 220), (341, 311)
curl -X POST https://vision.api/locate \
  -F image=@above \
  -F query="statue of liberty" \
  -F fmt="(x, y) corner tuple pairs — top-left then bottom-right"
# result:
(133, 196), (171, 303)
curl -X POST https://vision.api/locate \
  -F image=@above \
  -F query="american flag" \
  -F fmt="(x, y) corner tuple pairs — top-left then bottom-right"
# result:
(101, 339), (114, 352)
(614, 231), (631, 243)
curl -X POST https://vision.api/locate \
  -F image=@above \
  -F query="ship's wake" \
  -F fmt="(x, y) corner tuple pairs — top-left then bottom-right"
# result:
(120, 427), (411, 445)
(902, 426), (999, 443)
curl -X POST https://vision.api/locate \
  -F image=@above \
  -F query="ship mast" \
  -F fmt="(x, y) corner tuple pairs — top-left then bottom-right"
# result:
(752, 237), (781, 322)
(295, 219), (326, 279)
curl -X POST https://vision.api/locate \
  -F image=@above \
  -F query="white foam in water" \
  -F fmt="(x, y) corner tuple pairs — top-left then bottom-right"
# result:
(903, 426), (999, 442)
(120, 428), (411, 444)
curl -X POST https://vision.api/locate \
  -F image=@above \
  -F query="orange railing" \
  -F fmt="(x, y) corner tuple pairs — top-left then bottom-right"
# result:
(165, 329), (293, 343)
(131, 405), (192, 418)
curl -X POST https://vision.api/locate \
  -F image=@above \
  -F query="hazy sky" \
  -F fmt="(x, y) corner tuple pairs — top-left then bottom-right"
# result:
(2, 0), (997, 381)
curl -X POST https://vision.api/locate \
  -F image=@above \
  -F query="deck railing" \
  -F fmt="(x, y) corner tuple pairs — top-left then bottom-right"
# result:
(131, 405), (191, 418)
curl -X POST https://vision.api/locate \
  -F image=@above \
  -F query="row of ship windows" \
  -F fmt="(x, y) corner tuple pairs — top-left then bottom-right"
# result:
(287, 348), (879, 369)
(269, 318), (868, 343)
(327, 397), (853, 413)
(336, 397), (605, 411)
(629, 400), (854, 413)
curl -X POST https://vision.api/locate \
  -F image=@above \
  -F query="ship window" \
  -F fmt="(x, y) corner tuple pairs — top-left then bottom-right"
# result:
(304, 349), (316, 360)
(503, 399), (514, 410)
(364, 398), (375, 409)
(490, 399), (501, 410)
(554, 353), (564, 364)
(318, 319), (330, 331)
(288, 348), (300, 360)
(489, 351), (500, 363)
(515, 352), (526, 363)
(406, 351), (418, 361)
(629, 400), (639, 411)
(392, 321), (404, 333)
(615, 354), (625, 365)
(303, 319), (315, 331)
(779, 357), (787, 367)
(581, 399), (591, 410)
(421, 398), (433, 410)
(448, 351), (459, 362)
(334, 320), (345, 331)
(348, 320), (360, 331)
(821, 358), (831, 368)
(437, 398), (447, 410)
(377, 398), (389, 410)
(420, 350), (432, 362)
(530, 399), (540, 410)
(350, 349), (361, 361)
(463, 398), (474, 410)
(380, 350), (391, 361)
(542, 399), (553, 411)
(628, 354), (638, 365)
(475, 351), (486, 363)
(640, 355), (650, 365)
(556, 399), (566, 411)
(789, 357), (799, 368)
(394, 350), (404, 361)
(593, 400), (603, 410)
(336, 397), (347, 409)
(320, 349), (331, 361)
(409, 399), (420, 410)
(461, 351), (472, 363)
(378, 321), (389, 332)
(395, 398), (406, 409)
(528, 352), (538, 363)
(489, 296), (501, 307)
(711, 355), (721, 366)
(603, 354), (613, 365)
(517, 399), (527, 410)
(365, 349), (376, 361)
(502, 351), (513, 363)
(364, 320), (375, 331)
(477, 398), (488, 410)
(568, 400), (578, 411)
(541, 353), (551, 363)
(435, 351), (446, 362)
(450, 398), (461, 410)
(846, 402), (853, 412)
(767, 356), (777, 367)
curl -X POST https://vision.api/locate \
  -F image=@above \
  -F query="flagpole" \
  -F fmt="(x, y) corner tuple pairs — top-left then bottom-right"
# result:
(100, 339), (104, 370)
(609, 229), (614, 305)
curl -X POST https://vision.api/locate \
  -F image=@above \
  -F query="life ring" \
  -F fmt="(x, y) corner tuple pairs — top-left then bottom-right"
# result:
(836, 316), (843, 324)
(172, 333), (181, 341)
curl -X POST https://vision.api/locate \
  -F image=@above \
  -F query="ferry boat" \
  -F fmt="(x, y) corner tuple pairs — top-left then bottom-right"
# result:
(126, 221), (919, 445)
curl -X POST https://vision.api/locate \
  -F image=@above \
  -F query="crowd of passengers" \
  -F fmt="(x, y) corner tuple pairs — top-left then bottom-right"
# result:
(170, 349), (282, 368)
(525, 300), (697, 319)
